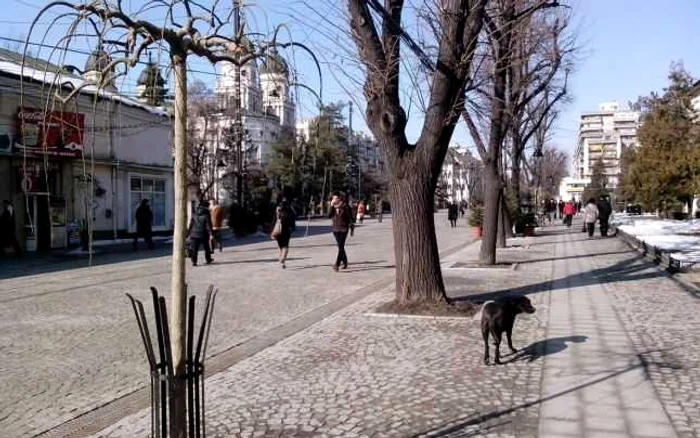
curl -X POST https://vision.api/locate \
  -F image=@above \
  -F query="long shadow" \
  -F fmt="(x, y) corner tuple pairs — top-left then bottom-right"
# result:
(501, 335), (588, 364)
(214, 256), (310, 265)
(515, 250), (631, 266)
(451, 228), (665, 303)
(287, 260), (389, 271)
(412, 350), (681, 437)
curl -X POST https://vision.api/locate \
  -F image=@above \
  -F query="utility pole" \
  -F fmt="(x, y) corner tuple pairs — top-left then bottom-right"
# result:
(232, 0), (244, 208)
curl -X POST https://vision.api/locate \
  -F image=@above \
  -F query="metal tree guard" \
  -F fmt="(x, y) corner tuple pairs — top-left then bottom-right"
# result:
(127, 285), (218, 437)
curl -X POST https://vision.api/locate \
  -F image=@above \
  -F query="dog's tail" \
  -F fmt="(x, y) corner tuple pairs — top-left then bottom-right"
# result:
(473, 300), (494, 321)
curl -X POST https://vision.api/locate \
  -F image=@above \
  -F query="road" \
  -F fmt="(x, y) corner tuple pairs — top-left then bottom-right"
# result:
(0, 213), (472, 437)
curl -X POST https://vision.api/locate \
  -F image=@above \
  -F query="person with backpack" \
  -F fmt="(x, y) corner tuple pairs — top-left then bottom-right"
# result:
(271, 197), (296, 269)
(187, 200), (214, 266)
(328, 192), (355, 271)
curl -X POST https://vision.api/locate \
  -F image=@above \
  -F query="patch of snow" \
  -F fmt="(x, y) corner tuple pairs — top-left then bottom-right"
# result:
(619, 218), (700, 263)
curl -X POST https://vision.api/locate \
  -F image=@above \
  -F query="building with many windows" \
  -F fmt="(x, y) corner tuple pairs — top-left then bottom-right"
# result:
(572, 102), (640, 191)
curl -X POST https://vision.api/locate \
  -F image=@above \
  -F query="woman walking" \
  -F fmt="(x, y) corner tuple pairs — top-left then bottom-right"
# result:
(583, 198), (599, 238)
(562, 200), (575, 227)
(272, 197), (296, 269)
(328, 192), (355, 271)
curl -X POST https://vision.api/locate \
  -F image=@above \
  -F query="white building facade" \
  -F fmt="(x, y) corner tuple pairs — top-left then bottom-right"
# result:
(0, 48), (173, 251)
(440, 147), (471, 205)
(573, 102), (640, 191)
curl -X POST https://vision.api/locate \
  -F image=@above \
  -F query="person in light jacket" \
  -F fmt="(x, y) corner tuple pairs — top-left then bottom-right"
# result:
(583, 198), (599, 238)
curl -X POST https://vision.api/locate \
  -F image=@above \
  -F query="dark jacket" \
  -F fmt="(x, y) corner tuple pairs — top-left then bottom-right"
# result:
(597, 199), (613, 219)
(275, 203), (296, 235)
(448, 204), (459, 220)
(1, 207), (16, 242)
(328, 202), (354, 233)
(135, 204), (153, 233)
(188, 204), (213, 239)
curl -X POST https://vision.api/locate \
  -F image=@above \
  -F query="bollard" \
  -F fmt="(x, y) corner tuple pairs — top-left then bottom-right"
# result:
(127, 285), (218, 437)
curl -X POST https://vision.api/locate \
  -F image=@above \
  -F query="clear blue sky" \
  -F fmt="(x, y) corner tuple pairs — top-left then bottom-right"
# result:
(4, 0), (700, 171)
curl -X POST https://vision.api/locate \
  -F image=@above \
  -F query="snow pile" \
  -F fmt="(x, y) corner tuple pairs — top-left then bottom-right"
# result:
(618, 218), (700, 263)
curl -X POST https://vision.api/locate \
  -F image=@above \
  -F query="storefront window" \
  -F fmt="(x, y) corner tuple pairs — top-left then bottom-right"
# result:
(130, 175), (167, 228)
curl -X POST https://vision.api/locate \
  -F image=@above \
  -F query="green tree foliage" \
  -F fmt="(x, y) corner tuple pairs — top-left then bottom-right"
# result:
(581, 157), (609, 201)
(620, 64), (700, 215)
(264, 103), (350, 209)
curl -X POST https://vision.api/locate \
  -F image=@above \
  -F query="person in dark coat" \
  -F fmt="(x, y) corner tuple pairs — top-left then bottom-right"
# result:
(328, 192), (355, 271)
(273, 197), (296, 269)
(1, 200), (23, 257)
(188, 200), (214, 266)
(597, 196), (613, 237)
(448, 203), (459, 228)
(558, 200), (565, 219)
(133, 199), (155, 250)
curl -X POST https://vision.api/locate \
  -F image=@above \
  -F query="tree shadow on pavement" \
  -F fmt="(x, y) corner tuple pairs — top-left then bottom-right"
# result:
(287, 260), (389, 271)
(451, 254), (664, 304)
(214, 257), (310, 265)
(515, 250), (631, 266)
(501, 335), (588, 364)
(412, 350), (681, 438)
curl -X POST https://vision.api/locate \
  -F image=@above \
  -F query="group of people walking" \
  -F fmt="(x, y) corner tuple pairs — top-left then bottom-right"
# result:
(558, 196), (613, 238)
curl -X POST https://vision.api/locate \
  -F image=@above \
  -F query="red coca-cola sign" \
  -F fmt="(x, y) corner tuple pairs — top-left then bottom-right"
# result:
(15, 107), (84, 158)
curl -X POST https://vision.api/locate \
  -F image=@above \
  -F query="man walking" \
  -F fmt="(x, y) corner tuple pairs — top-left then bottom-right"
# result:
(597, 196), (613, 237)
(1, 200), (23, 257)
(133, 199), (155, 250)
(188, 200), (214, 266)
(328, 192), (355, 271)
(209, 199), (225, 252)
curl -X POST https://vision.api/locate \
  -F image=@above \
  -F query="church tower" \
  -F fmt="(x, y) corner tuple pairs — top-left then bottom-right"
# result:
(259, 49), (294, 127)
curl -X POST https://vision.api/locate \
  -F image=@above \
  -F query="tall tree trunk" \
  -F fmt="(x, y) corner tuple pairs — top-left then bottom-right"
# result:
(480, 164), (502, 264)
(170, 53), (188, 438)
(511, 151), (522, 207)
(390, 171), (447, 304)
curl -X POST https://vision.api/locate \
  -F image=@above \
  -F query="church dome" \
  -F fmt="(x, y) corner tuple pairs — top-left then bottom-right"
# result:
(260, 50), (289, 77)
(84, 46), (112, 72)
(137, 61), (165, 87)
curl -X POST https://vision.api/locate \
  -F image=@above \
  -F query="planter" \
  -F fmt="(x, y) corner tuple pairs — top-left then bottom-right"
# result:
(523, 225), (536, 237)
(471, 226), (483, 238)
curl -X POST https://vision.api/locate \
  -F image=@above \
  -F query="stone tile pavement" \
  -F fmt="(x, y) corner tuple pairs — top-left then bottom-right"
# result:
(98, 220), (700, 437)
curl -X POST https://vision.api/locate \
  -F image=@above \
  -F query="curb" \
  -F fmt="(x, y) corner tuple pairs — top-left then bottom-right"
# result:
(616, 229), (700, 299)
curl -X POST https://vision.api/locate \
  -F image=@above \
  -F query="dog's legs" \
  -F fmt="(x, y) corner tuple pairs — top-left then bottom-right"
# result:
(505, 321), (517, 354)
(491, 329), (503, 365)
(482, 324), (490, 365)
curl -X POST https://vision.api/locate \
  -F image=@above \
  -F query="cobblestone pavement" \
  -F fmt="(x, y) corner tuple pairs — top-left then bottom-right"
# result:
(0, 215), (472, 437)
(96, 233), (556, 437)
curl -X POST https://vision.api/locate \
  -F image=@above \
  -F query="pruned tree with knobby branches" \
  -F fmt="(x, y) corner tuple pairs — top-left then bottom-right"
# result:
(24, 1), (316, 435)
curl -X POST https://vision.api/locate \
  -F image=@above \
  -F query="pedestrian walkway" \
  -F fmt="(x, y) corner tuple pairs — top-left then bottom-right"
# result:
(90, 221), (700, 437)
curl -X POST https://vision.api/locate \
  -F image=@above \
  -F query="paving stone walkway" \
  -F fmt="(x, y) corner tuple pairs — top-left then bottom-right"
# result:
(93, 221), (700, 437)
(21, 219), (700, 437)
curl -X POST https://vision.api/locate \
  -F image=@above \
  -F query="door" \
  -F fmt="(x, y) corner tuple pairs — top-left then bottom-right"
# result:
(37, 195), (51, 251)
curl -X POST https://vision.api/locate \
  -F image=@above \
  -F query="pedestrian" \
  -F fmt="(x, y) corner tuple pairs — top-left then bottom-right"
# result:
(271, 197), (296, 269)
(583, 198), (599, 238)
(328, 192), (355, 271)
(575, 200), (582, 214)
(357, 201), (366, 224)
(562, 199), (575, 227)
(133, 199), (155, 250)
(558, 200), (565, 220)
(448, 202), (459, 228)
(1, 200), (23, 257)
(187, 200), (214, 266)
(459, 203), (465, 218)
(597, 196), (613, 237)
(209, 199), (225, 252)
(547, 199), (555, 223)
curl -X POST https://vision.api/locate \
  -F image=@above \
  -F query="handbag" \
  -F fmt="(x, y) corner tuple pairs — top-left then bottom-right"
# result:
(270, 219), (282, 239)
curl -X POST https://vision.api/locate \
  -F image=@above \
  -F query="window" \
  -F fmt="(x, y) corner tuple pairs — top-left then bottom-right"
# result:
(130, 175), (167, 229)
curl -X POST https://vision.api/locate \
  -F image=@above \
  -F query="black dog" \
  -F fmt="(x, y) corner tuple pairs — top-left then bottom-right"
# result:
(481, 296), (536, 365)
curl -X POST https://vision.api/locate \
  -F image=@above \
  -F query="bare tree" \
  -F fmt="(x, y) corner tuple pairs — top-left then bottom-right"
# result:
(462, 0), (563, 264)
(347, 0), (488, 304)
(26, 1), (310, 435)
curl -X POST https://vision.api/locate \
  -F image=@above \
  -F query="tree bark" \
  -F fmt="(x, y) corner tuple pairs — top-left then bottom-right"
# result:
(170, 52), (188, 438)
(390, 170), (447, 304)
(480, 164), (502, 264)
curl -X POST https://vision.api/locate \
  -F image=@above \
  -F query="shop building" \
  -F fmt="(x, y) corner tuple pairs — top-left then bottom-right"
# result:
(0, 48), (173, 251)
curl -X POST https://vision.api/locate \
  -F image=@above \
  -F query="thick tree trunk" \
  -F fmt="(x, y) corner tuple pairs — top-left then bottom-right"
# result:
(390, 171), (447, 304)
(497, 191), (509, 247)
(170, 54), (188, 438)
(480, 163), (502, 264)
(511, 152), (522, 207)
